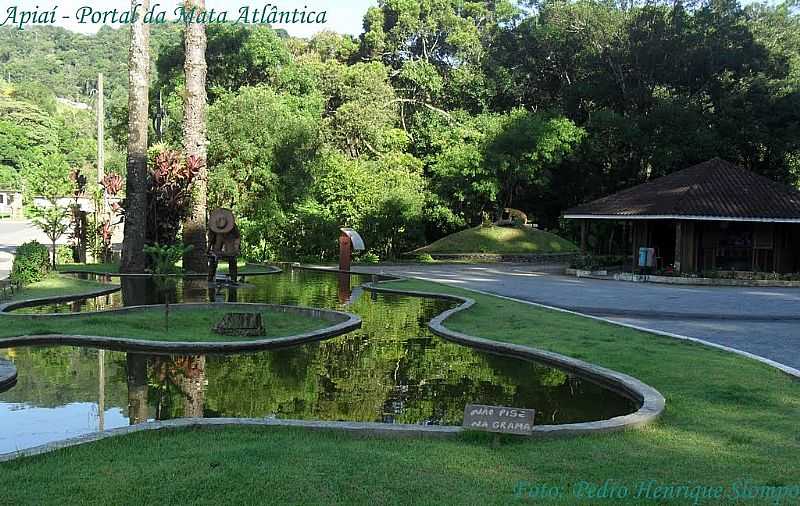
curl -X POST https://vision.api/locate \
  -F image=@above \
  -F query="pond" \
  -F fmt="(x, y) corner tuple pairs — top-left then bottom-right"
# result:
(0, 268), (637, 453)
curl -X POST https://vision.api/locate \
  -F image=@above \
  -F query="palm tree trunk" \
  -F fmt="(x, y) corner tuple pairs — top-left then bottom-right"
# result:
(181, 0), (209, 274)
(120, 0), (150, 273)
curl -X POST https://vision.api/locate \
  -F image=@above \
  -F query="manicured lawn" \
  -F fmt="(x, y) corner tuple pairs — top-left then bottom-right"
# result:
(0, 307), (329, 342)
(57, 262), (278, 275)
(0, 279), (798, 505)
(5, 274), (114, 302)
(415, 224), (577, 255)
(1, 274), (329, 342)
(55, 262), (121, 274)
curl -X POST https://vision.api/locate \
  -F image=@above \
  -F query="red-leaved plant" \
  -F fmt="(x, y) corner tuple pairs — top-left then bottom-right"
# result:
(147, 150), (204, 245)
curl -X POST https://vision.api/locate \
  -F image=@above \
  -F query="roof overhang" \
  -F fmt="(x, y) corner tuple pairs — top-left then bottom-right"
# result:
(563, 214), (800, 223)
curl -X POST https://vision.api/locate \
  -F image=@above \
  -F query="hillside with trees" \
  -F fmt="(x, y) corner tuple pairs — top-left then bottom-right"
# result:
(0, 0), (798, 262)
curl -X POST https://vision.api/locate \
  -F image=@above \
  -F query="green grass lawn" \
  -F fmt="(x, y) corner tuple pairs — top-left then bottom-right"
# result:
(0, 307), (329, 342)
(56, 261), (278, 275)
(415, 224), (578, 255)
(5, 273), (115, 302)
(1, 274), (328, 342)
(0, 279), (798, 505)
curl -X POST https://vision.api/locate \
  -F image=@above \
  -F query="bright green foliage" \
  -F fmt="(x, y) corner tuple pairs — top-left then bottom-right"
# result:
(208, 86), (323, 260)
(425, 109), (584, 223)
(10, 241), (50, 285)
(4, 0), (798, 260)
(303, 151), (427, 258)
(29, 204), (70, 268)
(143, 243), (192, 275)
(0, 165), (18, 190)
(21, 152), (73, 201)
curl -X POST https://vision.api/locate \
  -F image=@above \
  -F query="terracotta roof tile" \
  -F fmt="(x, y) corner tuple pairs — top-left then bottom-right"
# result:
(564, 158), (800, 221)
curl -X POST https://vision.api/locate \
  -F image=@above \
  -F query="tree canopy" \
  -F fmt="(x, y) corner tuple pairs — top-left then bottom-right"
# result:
(0, 0), (797, 260)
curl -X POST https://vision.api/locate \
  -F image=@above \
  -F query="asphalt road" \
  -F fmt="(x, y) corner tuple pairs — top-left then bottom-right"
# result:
(0, 220), (63, 279)
(353, 263), (800, 371)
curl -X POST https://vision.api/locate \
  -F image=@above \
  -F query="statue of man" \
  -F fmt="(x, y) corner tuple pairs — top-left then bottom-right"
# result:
(207, 208), (241, 282)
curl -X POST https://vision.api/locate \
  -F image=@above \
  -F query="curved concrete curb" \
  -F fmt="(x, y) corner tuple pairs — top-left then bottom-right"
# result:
(0, 303), (362, 354)
(446, 285), (800, 381)
(362, 282), (666, 436)
(58, 264), (282, 278)
(0, 284), (121, 314)
(0, 357), (16, 393)
(0, 266), (665, 462)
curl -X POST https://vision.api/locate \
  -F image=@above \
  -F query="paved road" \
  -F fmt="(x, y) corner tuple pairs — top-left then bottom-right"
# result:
(353, 263), (800, 371)
(0, 221), (64, 279)
(0, 220), (124, 279)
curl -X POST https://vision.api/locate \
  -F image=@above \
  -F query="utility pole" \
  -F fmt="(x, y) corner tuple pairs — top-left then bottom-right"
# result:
(97, 73), (105, 183)
(98, 349), (105, 432)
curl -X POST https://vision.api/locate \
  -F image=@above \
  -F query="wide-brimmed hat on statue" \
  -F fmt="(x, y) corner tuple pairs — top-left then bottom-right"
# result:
(209, 208), (235, 234)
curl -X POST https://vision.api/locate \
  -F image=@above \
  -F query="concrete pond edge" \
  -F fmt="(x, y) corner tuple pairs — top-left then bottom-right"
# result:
(0, 266), (667, 462)
(361, 280), (666, 436)
(0, 357), (16, 393)
(448, 285), (800, 381)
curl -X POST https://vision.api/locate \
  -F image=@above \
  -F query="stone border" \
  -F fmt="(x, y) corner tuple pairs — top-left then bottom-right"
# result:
(58, 263), (283, 278)
(0, 284), (121, 314)
(0, 357), (16, 393)
(0, 266), (666, 462)
(0, 303), (362, 354)
(361, 281), (665, 436)
(566, 268), (800, 288)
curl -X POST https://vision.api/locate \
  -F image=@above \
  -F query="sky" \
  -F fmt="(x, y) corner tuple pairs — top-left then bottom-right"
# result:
(0, 0), (377, 37)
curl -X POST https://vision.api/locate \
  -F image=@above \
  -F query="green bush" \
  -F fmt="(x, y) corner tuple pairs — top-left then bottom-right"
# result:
(357, 251), (380, 264)
(56, 245), (74, 265)
(11, 241), (51, 285)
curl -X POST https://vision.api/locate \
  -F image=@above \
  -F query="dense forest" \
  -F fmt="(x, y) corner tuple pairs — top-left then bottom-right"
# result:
(1, 0), (798, 261)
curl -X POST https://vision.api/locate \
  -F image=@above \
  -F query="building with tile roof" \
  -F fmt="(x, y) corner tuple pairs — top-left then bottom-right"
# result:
(563, 159), (800, 273)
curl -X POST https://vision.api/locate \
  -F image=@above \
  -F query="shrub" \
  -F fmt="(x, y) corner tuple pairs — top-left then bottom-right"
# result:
(11, 241), (50, 285)
(357, 251), (380, 264)
(56, 245), (74, 265)
(416, 253), (435, 263)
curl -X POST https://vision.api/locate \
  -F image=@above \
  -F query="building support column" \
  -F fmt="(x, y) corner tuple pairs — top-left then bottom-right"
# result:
(674, 221), (683, 273)
(580, 220), (588, 253)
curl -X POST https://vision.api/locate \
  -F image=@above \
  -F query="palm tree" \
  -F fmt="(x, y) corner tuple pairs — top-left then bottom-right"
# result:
(120, 0), (150, 273)
(182, 0), (209, 274)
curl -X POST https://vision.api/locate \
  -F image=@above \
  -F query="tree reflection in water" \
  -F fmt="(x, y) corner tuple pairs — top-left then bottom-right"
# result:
(0, 269), (637, 454)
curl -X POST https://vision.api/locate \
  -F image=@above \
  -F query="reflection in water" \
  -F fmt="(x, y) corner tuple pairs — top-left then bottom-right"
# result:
(127, 354), (148, 425)
(0, 268), (637, 453)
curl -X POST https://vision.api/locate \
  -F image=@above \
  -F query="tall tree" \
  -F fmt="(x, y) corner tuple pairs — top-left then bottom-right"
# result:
(120, 0), (151, 273)
(182, 0), (209, 273)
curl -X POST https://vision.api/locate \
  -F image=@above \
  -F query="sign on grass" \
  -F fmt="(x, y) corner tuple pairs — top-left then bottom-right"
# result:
(463, 404), (535, 435)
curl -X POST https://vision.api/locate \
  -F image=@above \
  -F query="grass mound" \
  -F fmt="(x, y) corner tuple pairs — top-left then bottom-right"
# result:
(415, 225), (577, 255)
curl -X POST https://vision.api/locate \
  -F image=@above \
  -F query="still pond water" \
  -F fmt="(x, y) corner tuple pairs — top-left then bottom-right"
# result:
(0, 268), (636, 453)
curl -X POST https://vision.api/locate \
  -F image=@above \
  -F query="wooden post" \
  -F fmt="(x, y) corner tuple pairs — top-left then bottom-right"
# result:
(339, 232), (352, 271)
(674, 221), (683, 272)
(97, 73), (104, 184)
(580, 220), (588, 253)
(98, 349), (105, 432)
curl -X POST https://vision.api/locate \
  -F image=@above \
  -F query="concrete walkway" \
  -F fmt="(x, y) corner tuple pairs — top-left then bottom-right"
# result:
(353, 263), (800, 371)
